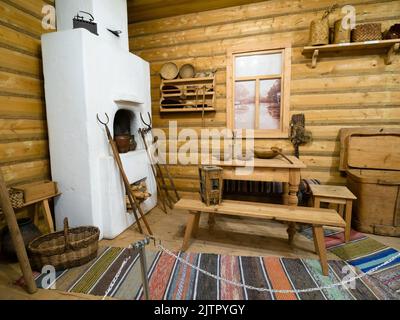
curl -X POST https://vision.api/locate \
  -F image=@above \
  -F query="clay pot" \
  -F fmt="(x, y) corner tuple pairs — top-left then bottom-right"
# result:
(1, 218), (41, 260)
(114, 135), (131, 153)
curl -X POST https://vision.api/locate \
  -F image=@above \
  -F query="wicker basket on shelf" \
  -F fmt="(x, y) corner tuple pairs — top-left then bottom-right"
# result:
(28, 218), (99, 271)
(0, 189), (24, 215)
(309, 18), (330, 46)
(352, 23), (382, 42)
(8, 188), (24, 208)
(309, 4), (338, 46)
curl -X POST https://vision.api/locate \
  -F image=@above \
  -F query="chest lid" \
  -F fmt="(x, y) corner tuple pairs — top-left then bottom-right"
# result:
(340, 128), (400, 171)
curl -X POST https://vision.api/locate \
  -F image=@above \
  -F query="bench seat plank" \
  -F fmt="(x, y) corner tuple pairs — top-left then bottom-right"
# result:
(175, 198), (345, 228)
(176, 198), (343, 276)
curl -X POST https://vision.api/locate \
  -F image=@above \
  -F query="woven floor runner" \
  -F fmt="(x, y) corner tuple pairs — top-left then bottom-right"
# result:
(33, 244), (399, 300)
(301, 227), (400, 295)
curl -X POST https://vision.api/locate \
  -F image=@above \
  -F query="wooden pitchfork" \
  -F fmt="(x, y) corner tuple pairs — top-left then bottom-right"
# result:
(97, 113), (152, 235)
(139, 127), (169, 214)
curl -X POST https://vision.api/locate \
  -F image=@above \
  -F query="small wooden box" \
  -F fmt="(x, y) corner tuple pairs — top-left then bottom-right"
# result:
(199, 166), (223, 206)
(13, 181), (58, 203)
(340, 128), (400, 236)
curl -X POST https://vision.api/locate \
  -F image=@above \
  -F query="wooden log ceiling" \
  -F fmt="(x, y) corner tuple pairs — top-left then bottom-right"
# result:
(127, 0), (267, 23)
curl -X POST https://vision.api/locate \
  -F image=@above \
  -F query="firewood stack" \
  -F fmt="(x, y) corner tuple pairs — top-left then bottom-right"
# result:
(126, 181), (151, 209)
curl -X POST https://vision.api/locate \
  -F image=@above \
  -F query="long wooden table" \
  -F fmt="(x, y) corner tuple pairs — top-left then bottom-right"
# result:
(211, 156), (307, 241)
(175, 198), (346, 275)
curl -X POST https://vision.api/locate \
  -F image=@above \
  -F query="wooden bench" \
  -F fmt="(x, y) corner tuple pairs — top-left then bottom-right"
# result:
(175, 198), (346, 276)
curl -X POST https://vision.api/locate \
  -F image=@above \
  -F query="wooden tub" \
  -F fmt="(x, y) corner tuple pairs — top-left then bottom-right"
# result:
(340, 128), (400, 237)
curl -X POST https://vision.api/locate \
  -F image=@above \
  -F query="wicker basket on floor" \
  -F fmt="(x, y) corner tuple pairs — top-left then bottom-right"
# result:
(28, 218), (99, 271)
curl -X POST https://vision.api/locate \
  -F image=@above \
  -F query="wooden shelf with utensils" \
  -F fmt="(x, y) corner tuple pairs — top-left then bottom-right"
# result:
(302, 39), (400, 68)
(160, 75), (216, 113)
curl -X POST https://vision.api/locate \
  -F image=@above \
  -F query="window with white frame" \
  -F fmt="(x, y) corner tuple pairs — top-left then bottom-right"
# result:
(227, 43), (291, 138)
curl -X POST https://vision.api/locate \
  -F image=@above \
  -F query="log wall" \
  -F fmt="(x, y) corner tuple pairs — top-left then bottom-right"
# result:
(129, 0), (400, 195)
(0, 0), (53, 186)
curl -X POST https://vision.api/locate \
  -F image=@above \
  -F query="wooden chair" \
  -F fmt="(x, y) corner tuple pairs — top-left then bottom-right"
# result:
(310, 184), (357, 242)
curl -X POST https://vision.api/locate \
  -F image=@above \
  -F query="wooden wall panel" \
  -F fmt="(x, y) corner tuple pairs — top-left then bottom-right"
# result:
(0, 0), (51, 186)
(129, 0), (400, 194)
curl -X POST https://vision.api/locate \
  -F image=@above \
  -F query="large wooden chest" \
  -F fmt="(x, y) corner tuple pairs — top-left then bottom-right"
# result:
(340, 128), (400, 237)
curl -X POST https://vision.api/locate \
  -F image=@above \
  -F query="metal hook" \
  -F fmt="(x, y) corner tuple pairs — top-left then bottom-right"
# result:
(140, 112), (152, 131)
(96, 113), (109, 125)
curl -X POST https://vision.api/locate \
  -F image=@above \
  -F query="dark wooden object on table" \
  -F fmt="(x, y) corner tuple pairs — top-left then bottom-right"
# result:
(0, 172), (37, 294)
(199, 166), (223, 206)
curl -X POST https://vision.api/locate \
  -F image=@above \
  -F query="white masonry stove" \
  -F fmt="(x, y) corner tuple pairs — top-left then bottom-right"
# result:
(41, 0), (157, 239)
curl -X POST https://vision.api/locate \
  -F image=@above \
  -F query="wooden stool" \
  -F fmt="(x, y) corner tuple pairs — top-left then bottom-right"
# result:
(310, 185), (356, 242)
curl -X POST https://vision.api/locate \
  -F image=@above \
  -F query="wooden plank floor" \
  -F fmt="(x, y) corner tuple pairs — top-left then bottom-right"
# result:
(1, 206), (399, 300)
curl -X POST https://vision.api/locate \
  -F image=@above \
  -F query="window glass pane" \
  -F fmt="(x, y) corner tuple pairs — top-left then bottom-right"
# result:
(259, 79), (281, 130)
(235, 53), (282, 78)
(234, 81), (256, 129)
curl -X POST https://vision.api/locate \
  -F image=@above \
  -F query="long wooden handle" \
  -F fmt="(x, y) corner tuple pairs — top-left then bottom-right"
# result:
(107, 130), (153, 235)
(140, 129), (168, 213)
(0, 172), (37, 294)
(109, 138), (144, 234)
(271, 147), (294, 164)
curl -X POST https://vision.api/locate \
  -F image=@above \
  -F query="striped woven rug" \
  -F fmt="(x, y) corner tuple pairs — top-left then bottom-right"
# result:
(34, 246), (398, 300)
(301, 227), (400, 295)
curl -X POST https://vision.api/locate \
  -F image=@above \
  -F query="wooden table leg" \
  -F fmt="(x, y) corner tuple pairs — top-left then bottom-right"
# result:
(313, 225), (329, 276)
(283, 182), (289, 205)
(287, 223), (296, 245)
(286, 170), (301, 244)
(181, 211), (200, 251)
(344, 200), (352, 243)
(288, 170), (300, 207)
(42, 199), (55, 233)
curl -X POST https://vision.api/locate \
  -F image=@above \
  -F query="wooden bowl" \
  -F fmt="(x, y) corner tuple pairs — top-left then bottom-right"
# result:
(254, 148), (281, 159)
(160, 62), (179, 80)
(179, 64), (195, 79)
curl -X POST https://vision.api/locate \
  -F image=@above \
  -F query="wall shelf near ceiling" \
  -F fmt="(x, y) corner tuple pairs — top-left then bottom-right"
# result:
(302, 39), (400, 68)
(160, 76), (216, 113)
